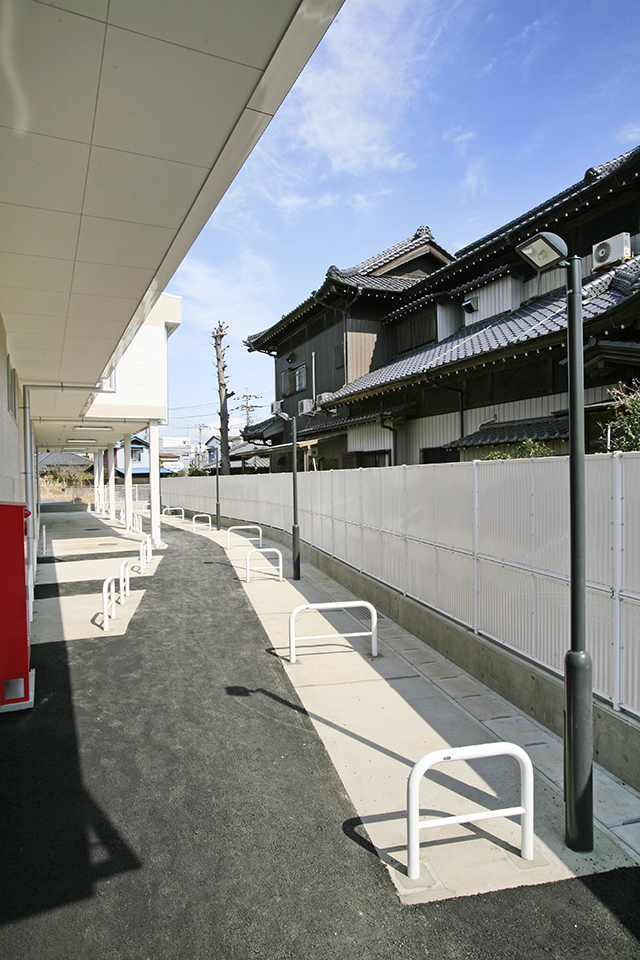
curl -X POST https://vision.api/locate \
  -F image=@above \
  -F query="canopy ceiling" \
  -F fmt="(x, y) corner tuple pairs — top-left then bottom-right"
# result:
(1, 0), (343, 447)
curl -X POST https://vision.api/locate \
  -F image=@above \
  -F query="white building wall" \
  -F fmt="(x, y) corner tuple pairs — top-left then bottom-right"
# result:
(1, 316), (24, 502)
(86, 293), (180, 420)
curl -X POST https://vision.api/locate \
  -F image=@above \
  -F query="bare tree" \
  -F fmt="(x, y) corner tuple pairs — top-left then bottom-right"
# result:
(211, 322), (233, 474)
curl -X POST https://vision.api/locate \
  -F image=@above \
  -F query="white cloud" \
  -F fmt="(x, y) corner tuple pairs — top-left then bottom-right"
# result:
(618, 122), (640, 144)
(513, 20), (541, 44)
(442, 127), (486, 202)
(288, 0), (431, 174)
(168, 252), (278, 343)
(443, 127), (477, 153)
(479, 57), (497, 76)
(457, 158), (487, 202)
(208, 0), (470, 228)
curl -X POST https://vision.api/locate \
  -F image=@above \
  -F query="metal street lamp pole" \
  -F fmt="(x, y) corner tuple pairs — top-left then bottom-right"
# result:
(215, 446), (221, 531)
(565, 254), (594, 851)
(291, 415), (300, 580)
(516, 234), (593, 852)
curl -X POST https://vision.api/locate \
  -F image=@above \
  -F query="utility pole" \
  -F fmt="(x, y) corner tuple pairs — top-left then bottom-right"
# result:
(196, 422), (207, 467)
(211, 322), (233, 475)
(242, 389), (257, 427)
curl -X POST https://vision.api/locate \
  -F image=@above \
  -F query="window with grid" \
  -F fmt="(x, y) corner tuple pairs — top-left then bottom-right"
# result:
(281, 363), (307, 397)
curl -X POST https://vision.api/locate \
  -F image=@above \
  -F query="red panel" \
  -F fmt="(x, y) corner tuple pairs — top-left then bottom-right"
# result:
(0, 502), (30, 705)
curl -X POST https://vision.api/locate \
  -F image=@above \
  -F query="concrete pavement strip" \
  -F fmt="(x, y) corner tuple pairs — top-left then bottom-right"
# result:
(33, 513), (166, 642)
(163, 515), (640, 904)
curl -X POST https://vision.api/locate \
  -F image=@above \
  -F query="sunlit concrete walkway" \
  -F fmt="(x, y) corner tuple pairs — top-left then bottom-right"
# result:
(1, 509), (640, 959)
(175, 516), (640, 903)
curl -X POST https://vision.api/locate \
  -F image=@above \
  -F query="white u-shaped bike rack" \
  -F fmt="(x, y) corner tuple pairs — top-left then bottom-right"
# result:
(288, 601), (378, 664)
(119, 559), (130, 604)
(132, 513), (142, 534)
(227, 525), (262, 548)
(102, 576), (117, 632)
(192, 513), (212, 532)
(246, 548), (283, 582)
(162, 506), (184, 520)
(139, 540), (147, 573)
(406, 742), (534, 880)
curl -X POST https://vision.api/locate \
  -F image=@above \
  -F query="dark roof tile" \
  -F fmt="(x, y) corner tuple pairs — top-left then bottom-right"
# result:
(444, 415), (569, 449)
(339, 225), (438, 275)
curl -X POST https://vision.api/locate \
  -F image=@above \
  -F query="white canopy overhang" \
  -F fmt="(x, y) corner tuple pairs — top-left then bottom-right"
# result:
(1, 0), (343, 448)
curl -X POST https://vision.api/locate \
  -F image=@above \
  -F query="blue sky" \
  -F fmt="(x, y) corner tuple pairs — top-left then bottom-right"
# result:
(165, 0), (640, 441)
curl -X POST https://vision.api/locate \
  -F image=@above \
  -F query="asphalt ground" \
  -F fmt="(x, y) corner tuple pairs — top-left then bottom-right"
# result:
(1, 521), (640, 959)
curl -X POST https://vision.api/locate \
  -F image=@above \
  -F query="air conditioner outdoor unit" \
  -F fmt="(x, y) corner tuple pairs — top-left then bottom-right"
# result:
(315, 392), (335, 404)
(592, 232), (631, 270)
(270, 400), (282, 416)
(298, 398), (315, 416)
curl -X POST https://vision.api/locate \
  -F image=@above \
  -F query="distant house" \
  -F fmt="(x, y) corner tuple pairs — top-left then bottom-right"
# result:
(245, 146), (640, 468)
(112, 436), (175, 482)
(38, 451), (90, 475)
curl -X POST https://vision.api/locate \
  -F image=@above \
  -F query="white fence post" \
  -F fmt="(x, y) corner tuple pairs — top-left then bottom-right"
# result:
(613, 451), (623, 710)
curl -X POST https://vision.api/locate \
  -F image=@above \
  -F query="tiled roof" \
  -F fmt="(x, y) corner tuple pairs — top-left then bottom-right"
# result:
(327, 268), (420, 292)
(242, 416), (281, 441)
(443, 415), (569, 449)
(297, 403), (417, 436)
(38, 451), (90, 468)
(322, 257), (640, 404)
(339, 225), (437, 275)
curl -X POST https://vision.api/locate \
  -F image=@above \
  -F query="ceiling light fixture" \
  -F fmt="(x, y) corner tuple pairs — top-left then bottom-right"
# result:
(73, 425), (113, 431)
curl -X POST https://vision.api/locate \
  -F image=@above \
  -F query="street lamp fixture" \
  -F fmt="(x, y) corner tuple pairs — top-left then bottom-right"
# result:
(273, 409), (300, 580)
(516, 232), (593, 853)
(515, 232), (568, 270)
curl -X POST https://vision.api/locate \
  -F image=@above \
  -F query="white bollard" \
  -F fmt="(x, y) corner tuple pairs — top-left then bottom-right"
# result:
(119, 559), (130, 604)
(406, 742), (534, 880)
(102, 577), (116, 632)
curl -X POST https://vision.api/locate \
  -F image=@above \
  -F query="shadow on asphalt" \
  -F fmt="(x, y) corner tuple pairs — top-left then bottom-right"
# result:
(578, 866), (640, 941)
(0, 642), (141, 925)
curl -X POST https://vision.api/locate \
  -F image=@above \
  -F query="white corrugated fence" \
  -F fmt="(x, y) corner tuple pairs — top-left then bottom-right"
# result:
(162, 452), (640, 717)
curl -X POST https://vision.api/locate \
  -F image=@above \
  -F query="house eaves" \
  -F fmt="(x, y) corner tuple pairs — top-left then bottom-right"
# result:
(320, 257), (640, 407)
(384, 264), (517, 322)
(245, 270), (419, 353)
(297, 403), (417, 437)
(390, 145), (640, 313)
